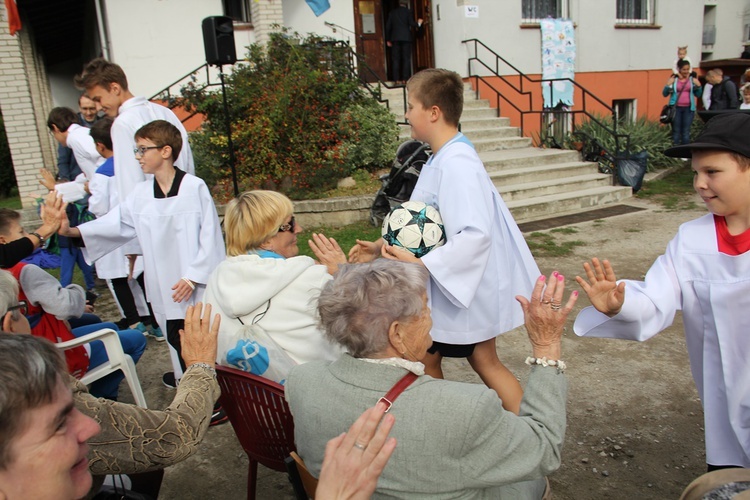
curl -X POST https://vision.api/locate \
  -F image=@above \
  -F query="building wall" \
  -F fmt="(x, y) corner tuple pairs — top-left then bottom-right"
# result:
(283, 0), (356, 46)
(102, 0), (255, 97)
(0, 3), (56, 208)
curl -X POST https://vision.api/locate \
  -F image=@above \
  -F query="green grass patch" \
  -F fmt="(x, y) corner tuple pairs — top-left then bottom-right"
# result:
(636, 166), (695, 210)
(526, 232), (585, 258)
(550, 227), (578, 234)
(297, 220), (382, 259)
(0, 195), (21, 209)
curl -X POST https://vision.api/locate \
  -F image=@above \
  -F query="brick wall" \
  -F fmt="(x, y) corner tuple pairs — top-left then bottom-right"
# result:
(0, 3), (55, 208)
(250, 0), (283, 47)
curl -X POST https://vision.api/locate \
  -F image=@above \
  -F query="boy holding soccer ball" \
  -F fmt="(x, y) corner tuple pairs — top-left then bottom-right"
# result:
(350, 68), (540, 413)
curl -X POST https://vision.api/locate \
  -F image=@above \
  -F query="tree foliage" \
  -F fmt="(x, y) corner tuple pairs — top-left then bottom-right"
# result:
(181, 30), (399, 201)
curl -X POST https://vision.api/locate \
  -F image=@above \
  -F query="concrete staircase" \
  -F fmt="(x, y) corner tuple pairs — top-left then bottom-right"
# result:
(381, 85), (632, 223)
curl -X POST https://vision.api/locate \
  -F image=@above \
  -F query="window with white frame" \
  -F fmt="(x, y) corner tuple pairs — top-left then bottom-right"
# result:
(223, 0), (252, 24)
(612, 99), (636, 124)
(616, 0), (655, 25)
(521, 0), (568, 23)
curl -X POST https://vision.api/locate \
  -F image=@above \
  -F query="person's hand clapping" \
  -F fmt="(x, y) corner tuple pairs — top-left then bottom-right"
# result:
(348, 239), (383, 263)
(179, 302), (220, 367)
(310, 233), (347, 275)
(575, 257), (625, 317)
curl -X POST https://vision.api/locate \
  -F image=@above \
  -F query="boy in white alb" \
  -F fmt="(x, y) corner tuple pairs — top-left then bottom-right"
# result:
(47, 106), (104, 182)
(87, 117), (162, 339)
(575, 113), (750, 469)
(61, 121), (225, 396)
(350, 69), (540, 413)
(74, 58), (194, 251)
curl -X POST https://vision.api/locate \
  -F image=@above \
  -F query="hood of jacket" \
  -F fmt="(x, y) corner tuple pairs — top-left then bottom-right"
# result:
(207, 254), (317, 319)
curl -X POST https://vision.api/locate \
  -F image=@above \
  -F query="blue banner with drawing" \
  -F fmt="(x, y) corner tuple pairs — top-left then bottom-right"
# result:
(540, 18), (575, 108)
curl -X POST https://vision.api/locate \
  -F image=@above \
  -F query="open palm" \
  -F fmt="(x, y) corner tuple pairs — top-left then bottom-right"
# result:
(575, 258), (626, 316)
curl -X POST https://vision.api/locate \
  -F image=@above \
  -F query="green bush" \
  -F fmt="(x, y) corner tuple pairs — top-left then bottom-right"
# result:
(181, 30), (398, 202)
(574, 114), (683, 171)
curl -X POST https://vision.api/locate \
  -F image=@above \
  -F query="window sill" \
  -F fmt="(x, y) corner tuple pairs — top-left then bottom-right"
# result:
(232, 21), (254, 31)
(614, 23), (661, 29)
(520, 22), (577, 29)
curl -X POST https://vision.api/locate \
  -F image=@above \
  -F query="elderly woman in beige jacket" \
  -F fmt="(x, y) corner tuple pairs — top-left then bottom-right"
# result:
(286, 260), (577, 499)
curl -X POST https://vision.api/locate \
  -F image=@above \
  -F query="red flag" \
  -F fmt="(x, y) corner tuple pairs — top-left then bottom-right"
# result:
(5, 0), (21, 36)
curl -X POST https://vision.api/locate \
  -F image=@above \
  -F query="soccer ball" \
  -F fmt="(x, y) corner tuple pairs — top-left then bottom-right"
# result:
(381, 201), (446, 258)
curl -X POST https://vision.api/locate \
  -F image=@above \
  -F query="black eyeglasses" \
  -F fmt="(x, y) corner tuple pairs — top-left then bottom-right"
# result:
(8, 300), (28, 316)
(279, 216), (296, 233)
(133, 145), (163, 158)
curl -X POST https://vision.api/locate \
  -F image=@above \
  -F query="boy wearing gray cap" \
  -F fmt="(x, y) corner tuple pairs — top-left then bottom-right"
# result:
(574, 113), (750, 471)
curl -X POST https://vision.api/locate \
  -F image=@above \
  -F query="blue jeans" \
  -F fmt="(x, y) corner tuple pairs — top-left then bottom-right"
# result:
(60, 246), (96, 290)
(71, 321), (147, 400)
(672, 106), (694, 145)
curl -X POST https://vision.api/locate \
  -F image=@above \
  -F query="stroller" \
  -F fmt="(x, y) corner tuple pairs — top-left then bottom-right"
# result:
(370, 140), (432, 226)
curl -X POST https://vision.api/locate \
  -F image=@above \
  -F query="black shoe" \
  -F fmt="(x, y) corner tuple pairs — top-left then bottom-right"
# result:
(162, 372), (177, 389)
(115, 318), (132, 330)
(210, 403), (228, 426)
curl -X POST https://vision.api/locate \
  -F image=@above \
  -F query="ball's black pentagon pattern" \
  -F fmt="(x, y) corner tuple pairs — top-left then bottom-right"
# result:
(381, 201), (446, 257)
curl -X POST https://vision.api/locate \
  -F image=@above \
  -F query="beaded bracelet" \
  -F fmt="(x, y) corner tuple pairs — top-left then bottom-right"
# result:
(181, 277), (196, 290)
(29, 231), (45, 244)
(525, 356), (567, 373)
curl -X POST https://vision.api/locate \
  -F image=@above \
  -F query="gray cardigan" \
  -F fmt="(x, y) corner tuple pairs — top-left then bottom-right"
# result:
(286, 354), (567, 499)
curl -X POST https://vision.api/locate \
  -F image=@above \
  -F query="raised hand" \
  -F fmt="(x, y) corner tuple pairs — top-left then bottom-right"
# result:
(309, 233), (347, 275)
(179, 302), (220, 367)
(348, 239), (383, 263)
(575, 258), (625, 317)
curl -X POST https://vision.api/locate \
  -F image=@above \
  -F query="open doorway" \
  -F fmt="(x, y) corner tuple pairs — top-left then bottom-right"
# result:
(353, 0), (434, 83)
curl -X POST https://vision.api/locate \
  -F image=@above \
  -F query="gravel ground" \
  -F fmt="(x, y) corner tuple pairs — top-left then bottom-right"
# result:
(97, 194), (708, 500)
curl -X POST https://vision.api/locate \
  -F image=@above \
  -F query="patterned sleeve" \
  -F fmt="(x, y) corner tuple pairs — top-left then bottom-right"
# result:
(73, 364), (220, 475)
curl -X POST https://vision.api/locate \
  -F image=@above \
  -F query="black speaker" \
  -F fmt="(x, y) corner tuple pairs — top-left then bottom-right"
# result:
(202, 16), (237, 66)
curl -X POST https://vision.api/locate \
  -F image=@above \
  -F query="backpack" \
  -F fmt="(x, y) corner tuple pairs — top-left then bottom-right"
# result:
(8, 262), (90, 378)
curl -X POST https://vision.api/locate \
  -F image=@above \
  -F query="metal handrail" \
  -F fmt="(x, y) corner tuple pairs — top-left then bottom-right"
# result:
(462, 38), (631, 159)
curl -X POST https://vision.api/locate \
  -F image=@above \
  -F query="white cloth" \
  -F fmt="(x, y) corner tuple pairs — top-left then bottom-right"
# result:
(86, 170), (143, 280)
(112, 97), (194, 254)
(410, 134), (540, 344)
(574, 214), (750, 467)
(79, 174), (225, 320)
(66, 124), (104, 181)
(53, 182), (88, 203)
(703, 83), (713, 111)
(204, 254), (345, 366)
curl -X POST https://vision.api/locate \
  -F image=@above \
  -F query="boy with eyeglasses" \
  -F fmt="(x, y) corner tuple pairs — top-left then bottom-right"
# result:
(60, 121), (225, 411)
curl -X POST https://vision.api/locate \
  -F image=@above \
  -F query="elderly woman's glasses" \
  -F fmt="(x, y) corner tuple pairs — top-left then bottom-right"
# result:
(8, 300), (28, 316)
(279, 216), (296, 233)
(133, 145), (163, 158)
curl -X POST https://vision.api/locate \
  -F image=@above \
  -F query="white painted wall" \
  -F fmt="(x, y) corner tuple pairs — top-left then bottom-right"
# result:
(283, 0), (355, 45)
(705, 0), (750, 60)
(102, 0), (253, 97)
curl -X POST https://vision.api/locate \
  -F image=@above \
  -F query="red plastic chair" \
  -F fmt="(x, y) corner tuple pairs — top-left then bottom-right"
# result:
(216, 365), (297, 500)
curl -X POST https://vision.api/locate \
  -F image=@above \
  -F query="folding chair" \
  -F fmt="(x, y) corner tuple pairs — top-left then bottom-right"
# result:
(57, 328), (147, 408)
(216, 365), (298, 500)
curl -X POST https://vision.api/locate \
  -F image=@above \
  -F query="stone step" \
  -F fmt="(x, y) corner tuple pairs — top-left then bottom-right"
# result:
(487, 161), (597, 184)
(463, 126), (520, 141)
(481, 147), (583, 170)
(497, 173), (613, 202)
(460, 116), (512, 130)
(472, 136), (532, 152)
(461, 107), (501, 120)
(506, 185), (634, 223)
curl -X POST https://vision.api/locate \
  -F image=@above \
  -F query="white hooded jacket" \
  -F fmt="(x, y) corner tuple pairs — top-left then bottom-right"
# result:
(204, 254), (345, 368)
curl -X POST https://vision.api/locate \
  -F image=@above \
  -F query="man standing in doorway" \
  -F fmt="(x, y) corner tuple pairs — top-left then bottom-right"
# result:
(386, 0), (423, 84)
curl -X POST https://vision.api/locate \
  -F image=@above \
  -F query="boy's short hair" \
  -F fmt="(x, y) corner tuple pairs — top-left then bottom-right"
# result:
(134, 120), (182, 162)
(407, 69), (464, 127)
(89, 117), (114, 151)
(0, 208), (20, 235)
(74, 58), (129, 91)
(46, 107), (78, 133)
(664, 113), (750, 170)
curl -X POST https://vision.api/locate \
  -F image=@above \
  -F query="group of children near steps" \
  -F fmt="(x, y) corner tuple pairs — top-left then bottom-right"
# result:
(36, 58), (750, 470)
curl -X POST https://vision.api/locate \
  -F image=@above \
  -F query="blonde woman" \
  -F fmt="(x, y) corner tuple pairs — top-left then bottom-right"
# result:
(204, 191), (346, 381)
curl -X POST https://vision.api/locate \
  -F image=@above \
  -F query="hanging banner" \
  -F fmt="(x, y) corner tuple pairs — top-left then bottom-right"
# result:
(305, 0), (331, 17)
(5, 0), (21, 35)
(540, 18), (575, 108)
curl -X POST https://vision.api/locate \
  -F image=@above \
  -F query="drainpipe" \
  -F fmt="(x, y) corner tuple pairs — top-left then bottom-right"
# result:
(95, 0), (111, 60)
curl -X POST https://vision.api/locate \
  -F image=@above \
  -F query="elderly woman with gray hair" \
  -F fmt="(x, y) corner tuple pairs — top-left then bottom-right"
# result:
(286, 260), (577, 499)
